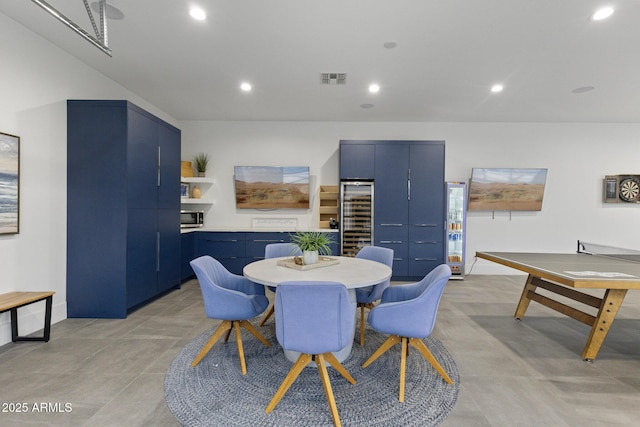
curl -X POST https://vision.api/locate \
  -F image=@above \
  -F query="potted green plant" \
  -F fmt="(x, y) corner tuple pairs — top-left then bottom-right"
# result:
(193, 153), (209, 177)
(290, 231), (335, 265)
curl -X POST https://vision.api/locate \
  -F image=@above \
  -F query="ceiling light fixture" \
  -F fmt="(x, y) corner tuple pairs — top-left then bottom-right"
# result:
(240, 82), (252, 92)
(360, 104), (375, 109)
(491, 84), (504, 93)
(591, 7), (614, 21)
(368, 84), (380, 93)
(189, 7), (206, 21)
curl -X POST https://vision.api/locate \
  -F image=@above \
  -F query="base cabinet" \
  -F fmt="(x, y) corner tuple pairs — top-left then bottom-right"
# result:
(67, 100), (181, 318)
(191, 231), (339, 275)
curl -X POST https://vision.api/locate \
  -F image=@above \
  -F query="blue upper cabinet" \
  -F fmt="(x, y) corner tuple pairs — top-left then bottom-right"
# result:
(67, 100), (181, 318)
(339, 141), (375, 180)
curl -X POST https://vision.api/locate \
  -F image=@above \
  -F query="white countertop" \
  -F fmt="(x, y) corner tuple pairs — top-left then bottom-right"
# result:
(181, 227), (339, 234)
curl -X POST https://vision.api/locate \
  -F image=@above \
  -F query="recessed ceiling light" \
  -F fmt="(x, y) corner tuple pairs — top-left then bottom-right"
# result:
(368, 84), (380, 93)
(591, 7), (614, 21)
(240, 82), (252, 92)
(360, 103), (375, 109)
(383, 41), (397, 49)
(189, 7), (207, 21)
(491, 84), (504, 93)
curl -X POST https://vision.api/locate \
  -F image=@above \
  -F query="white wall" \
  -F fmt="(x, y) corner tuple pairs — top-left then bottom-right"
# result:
(183, 121), (640, 274)
(2, 10), (640, 347)
(0, 12), (179, 345)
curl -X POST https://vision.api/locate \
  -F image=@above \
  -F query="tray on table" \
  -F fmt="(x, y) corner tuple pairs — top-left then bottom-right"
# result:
(276, 257), (340, 271)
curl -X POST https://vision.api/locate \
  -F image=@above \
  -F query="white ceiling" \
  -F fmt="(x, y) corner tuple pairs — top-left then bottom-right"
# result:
(2, 0), (640, 122)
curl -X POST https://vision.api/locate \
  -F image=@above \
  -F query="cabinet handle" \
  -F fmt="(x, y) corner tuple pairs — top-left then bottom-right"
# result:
(253, 239), (285, 243)
(157, 146), (161, 187)
(380, 240), (403, 244)
(206, 239), (239, 243)
(380, 223), (404, 227)
(407, 168), (411, 201)
(414, 240), (437, 244)
(414, 257), (437, 261)
(414, 224), (437, 227)
(156, 232), (160, 272)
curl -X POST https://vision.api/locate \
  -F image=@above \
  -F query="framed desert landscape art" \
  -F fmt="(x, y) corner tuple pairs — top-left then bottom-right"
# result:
(468, 167), (548, 212)
(0, 132), (19, 234)
(234, 166), (310, 209)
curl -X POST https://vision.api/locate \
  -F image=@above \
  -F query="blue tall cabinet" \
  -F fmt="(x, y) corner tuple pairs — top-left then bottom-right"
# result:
(340, 140), (445, 280)
(67, 100), (181, 318)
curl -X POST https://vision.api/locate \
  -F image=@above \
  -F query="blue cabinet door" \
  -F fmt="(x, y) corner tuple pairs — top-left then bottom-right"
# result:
(245, 232), (290, 261)
(196, 232), (246, 275)
(158, 124), (181, 209)
(127, 208), (158, 309)
(374, 143), (410, 276)
(127, 108), (159, 209)
(340, 142), (375, 180)
(158, 208), (181, 293)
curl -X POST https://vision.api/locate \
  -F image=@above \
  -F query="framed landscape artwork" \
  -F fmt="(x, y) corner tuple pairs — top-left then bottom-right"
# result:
(234, 166), (310, 209)
(468, 168), (548, 212)
(0, 132), (19, 234)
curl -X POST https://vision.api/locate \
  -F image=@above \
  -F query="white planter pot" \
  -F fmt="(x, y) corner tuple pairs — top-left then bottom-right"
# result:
(303, 250), (319, 265)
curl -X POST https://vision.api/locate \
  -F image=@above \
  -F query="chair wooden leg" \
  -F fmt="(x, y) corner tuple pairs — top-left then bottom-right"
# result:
(362, 335), (401, 368)
(224, 328), (232, 342)
(359, 305), (366, 346)
(316, 354), (342, 427)
(233, 321), (247, 375)
(191, 320), (232, 367)
(239, 320), (271, 348)
(323, 352), (356, 385)
(259, 304), (274, 327)
(409, 337), (453, 384)
(399, 337), (408, 402)
(266, 353), (313, 413)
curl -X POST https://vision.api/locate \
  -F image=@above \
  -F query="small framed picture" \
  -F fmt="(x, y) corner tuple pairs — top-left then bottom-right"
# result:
(180, 182), (189, 198)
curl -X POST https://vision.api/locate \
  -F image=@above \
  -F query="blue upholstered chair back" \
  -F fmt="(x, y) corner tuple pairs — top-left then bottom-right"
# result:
(275, 282), (355, 354)
(355, 246), (394, 303)
(190, 256), (267, 321)
(265, 242), (302, 259)
(368, 264), (451, 338)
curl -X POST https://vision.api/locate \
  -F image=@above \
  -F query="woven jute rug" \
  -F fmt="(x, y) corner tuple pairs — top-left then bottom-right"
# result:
(165, 324), (459, 426)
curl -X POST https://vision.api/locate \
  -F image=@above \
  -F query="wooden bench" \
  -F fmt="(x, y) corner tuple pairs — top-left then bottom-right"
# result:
(0, 291), (55, 342)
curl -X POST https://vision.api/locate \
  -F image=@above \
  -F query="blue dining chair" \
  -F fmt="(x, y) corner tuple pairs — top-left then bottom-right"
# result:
(265, 281), (356, 427)
(355, 245), (394, 346)
(259, 242), (302, 326)
(190, 256), (271, 375)
(362, 264), (453, 402)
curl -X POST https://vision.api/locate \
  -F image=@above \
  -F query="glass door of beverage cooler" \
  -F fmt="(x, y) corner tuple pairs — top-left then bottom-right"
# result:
(446, 182), (466, 278)
(340, 181), (374, 257)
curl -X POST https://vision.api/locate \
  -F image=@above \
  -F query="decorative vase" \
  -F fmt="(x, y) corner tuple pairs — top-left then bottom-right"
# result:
(303, 250), (319, 265)
(197, 171), (205, 177)
(191, 185), (201, 199)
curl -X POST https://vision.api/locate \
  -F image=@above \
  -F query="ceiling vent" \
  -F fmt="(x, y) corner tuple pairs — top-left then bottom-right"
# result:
(321, 73), (347, 85)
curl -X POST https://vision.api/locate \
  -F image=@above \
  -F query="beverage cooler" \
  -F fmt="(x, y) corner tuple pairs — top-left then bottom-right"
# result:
(340, 181), (374, 257)
(446, 182), (466, 278)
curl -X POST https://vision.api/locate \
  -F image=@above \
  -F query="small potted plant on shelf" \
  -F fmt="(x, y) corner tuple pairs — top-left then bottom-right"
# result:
(290, 231), (335, 265)
(193, 153), (209, 177)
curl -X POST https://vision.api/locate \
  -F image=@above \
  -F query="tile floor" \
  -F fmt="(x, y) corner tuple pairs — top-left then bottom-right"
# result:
(1, 274), (639, 426)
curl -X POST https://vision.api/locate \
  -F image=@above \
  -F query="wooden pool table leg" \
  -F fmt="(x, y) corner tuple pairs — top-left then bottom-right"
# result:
(582, 288), (627, 361)
(514, 274), (537, 319)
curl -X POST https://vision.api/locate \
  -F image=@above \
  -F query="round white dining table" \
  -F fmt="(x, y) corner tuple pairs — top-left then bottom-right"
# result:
(243, 256), (392, 362)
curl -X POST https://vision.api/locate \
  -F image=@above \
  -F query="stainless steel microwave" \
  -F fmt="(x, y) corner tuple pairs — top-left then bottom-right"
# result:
(180, 210), (204, 228)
